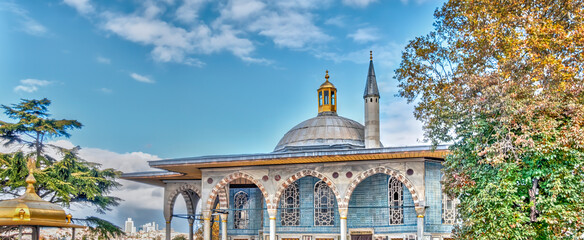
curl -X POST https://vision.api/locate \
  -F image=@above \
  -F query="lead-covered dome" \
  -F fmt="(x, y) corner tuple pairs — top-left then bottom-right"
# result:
(274, 112), (365, 152)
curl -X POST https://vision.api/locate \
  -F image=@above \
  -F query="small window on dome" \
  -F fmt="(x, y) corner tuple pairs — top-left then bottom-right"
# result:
(375, 98), (377, 102)
(319, 91), (323, 106)
(331, 91), (335, 105)
(324, 91), (329, 104)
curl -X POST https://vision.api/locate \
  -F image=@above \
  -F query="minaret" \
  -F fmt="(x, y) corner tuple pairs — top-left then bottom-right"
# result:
(364, 51), (381, 148)
(317, 70), (337, 115)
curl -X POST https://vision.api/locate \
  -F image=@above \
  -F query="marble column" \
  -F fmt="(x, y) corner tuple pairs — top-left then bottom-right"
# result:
(220, 214), (228, 240)
(188, 217), (195, 240)
(203, 210), (212, 240)
(339, 207), (348, 240)
(166, 221), (172, 240)
(267, 209), (277, 240)
(415, 206), (426, 240)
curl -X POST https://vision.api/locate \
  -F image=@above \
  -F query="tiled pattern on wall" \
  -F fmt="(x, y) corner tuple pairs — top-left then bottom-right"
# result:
(228, 187), (264, 235)
(348, 173), (417, 233)
(424, 161), (454, 233)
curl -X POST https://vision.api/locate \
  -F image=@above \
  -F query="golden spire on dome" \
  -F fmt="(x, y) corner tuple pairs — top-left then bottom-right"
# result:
(370, 51), (373, 61)
(317, 70), (337, 114)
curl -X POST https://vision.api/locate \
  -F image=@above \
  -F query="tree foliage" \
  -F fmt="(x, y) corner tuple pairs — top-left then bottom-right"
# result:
(395, 0), (584, 239)
(0, 98), (123, 238)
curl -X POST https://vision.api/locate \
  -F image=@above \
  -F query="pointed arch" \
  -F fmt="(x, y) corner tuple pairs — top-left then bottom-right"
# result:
(166, 184), (202, 219)
(344, 166), (421, 208)
(274, 169), (341, 208)
(205, 172), (270, 211)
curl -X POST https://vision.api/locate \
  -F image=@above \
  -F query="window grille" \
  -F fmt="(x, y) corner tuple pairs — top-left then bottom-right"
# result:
(442, 192), (457, 224)
(234, 191), (249, 229)
(388, 177), (403, 225)
(281, 182), (300, 226)
(314, 180), (335, 226)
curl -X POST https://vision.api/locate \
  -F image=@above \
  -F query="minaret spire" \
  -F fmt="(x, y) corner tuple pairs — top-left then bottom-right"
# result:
(364, 51), (381, 148)
(364, 51), (379, 98)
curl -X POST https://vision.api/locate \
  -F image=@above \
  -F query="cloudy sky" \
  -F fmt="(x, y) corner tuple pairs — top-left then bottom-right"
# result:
(0, 0), (444, 233)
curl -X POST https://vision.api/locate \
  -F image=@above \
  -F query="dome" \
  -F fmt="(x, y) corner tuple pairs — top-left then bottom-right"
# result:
(274, 112), (365, 152)
(0, 170), (83, 228)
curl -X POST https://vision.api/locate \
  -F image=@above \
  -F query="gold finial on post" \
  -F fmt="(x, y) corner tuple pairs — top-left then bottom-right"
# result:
(25, 157), (37, 193)
(325, 70), (329, 81)
(370, 51), (373, 61)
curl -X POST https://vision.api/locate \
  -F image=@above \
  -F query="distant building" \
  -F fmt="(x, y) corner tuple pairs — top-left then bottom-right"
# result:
(141, 221), (159, 233)
(125, 218), (136, 234)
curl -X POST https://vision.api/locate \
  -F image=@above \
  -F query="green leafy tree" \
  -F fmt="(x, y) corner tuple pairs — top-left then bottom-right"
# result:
(395, 0), (584, 239)
(173, 235), (187, 240)
(0, 98), (124, 238)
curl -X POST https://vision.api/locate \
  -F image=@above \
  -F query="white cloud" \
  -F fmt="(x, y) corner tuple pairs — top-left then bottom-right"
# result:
(348, 27), (380, 43)
(379, 99), (426, 147)
(63, 0), (334, 65)
(130, 73), (155, 83)
(14, 79), (52, 93)
(324, 16), (345, 27)
(317, 42), (404, 68)
(0, 2), (48, 36)
(99, 87), (113, 94)
(96, 56), (111, 64)
(101, 13), (255, 65)
(175, 0), (207, 23)
(342, 0), (378, 8)
(219, 0), (266, 21)
(249, 12), (330, 49)
(63, 0), (94, 15)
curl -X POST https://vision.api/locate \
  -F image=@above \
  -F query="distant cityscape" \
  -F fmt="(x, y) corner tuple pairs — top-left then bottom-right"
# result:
(34, 218), (189, 240)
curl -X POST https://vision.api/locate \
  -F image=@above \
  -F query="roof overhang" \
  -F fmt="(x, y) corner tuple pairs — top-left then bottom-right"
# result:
(122, 145), (450, 183)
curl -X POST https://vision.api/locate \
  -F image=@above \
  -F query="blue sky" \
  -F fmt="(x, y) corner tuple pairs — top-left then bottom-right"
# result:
(0, 0), (444, 233)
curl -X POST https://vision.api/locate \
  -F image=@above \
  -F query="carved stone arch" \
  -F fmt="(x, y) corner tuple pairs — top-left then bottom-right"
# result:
(274, 169), (341, 208)
(205, 172), (270, 211)
(217, 187), (228, 209)
(166, 184), (202, 219)
(344, 166), (421, 208)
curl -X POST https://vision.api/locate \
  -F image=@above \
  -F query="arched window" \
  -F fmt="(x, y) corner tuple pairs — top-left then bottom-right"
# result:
(314, 180), (335, 226)
(331, 91), (335, 105)
(281, 182), (300, 226)
(442, 192), (457, 224)
(234, 191), (249, 229)
(388, 177), (403, 225)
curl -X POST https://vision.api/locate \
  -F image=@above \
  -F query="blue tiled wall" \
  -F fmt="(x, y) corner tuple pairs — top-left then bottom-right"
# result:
(424, 161), (454, 233)
(347, 173), (417, 233)
(263, 176), (340, 234)
(228, 187), (264, 235)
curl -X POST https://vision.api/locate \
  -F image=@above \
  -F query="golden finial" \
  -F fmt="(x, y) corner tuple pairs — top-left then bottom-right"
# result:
(325, 70), (329, 81)
(370, 51), (373, 61)
(67, 214), (72, 223)
(25, 157), (36, 193)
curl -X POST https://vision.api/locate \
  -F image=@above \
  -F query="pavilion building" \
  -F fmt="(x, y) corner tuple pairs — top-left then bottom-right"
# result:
(123, 52), (456, 240)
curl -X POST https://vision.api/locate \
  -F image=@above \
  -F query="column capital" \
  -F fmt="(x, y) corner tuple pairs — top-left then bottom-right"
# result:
(188, 217), (195, 225)
(415, 206), (426, 217)
(267, 209), (277, 218)
(338, 207), (348, 218)
(202, 210), (212, 219)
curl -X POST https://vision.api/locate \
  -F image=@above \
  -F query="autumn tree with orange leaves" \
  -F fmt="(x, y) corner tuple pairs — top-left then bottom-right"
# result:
(396, 0), (584, 239)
